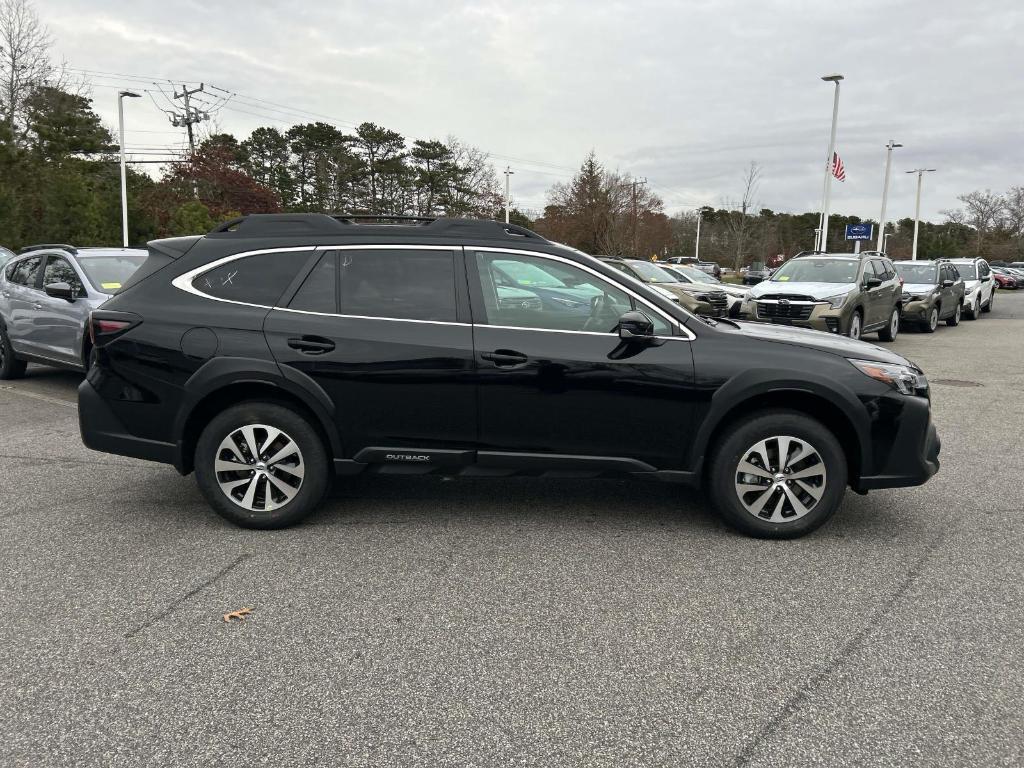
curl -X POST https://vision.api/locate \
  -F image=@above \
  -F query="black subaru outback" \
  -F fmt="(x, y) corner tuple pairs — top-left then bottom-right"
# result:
(79, 215), (940, 539)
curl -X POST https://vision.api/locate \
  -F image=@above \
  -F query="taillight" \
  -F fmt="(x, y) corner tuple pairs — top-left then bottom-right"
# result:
(89, 311), (141, 347)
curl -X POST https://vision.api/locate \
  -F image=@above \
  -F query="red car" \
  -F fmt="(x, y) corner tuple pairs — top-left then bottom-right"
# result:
(993, 271), (1018, 289)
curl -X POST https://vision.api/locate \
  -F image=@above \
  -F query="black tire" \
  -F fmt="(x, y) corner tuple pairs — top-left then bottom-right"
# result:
(877, 307), (900, 342)
(982, 291), (994, 313)
(194, 402), (330, 529)
(707, 410), (848, 539)
(0, 321), (28, 380)
(920, 306), (938, 334)
(946, 303), (961, 327)
(964, 297), (978, 320)
(846, 310), (863, 340)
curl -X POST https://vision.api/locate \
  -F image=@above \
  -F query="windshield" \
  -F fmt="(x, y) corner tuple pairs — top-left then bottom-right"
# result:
(950, 263), (977, 280)
(671, 265), (714, 283)
(626, 261), (679, 283)
(77, 252), (147, 291)
(770, 258), (858, 284)
(492, 260), (567, 288)
(894, 263), (937, 284)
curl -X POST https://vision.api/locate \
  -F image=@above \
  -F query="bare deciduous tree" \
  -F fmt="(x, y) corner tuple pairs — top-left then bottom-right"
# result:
(721, 161), (762, 271)
(1003, 186), (1024, 239)
(942, 189), (1006, 249)
(0, 0), (55, 136)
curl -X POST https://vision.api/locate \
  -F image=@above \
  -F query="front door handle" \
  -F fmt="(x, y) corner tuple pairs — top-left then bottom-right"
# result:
(481, 349), (529, 367)
(287, 336), (335, 355)
(33, 302), (43, 310)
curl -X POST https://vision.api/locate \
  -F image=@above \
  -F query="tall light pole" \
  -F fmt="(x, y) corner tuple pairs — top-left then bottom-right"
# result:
(883, 232), (894, 253)
(877, 139), (902, 252)
(117, 91), (141, 248)
(816, 74), (844, 252)
(906, 168), (936, 260)
(503, 166), (514, 224)
(694, 208), (703, 260)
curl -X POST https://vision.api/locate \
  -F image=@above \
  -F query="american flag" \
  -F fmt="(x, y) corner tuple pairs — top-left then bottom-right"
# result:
(832, 152), (846, 182)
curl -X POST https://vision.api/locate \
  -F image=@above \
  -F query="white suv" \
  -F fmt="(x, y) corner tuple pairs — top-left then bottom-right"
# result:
(946, 258), (995, 319)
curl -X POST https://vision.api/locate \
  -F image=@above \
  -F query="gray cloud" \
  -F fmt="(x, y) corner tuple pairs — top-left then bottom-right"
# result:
(39, 0), (1024, 221)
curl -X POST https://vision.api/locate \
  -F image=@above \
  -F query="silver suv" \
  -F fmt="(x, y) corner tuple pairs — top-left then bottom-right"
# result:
(0, 245), (146, 378)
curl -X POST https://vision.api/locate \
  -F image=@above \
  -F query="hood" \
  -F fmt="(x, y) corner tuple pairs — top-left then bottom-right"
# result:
(730, 320), (911, 365)
(748, 281), (854, 300)
(962, 279), (980, 290)
(902, 282), (937, 295)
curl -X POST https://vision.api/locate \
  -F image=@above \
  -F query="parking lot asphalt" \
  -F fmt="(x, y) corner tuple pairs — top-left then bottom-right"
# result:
(2, 294), (1023, 768)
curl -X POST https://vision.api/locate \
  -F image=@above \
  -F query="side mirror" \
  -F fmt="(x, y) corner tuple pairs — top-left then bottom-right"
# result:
(942, 279), (954, 288)
(865, 276), (882, 289)
(618, 310), (654, 340)
(44, 281), (75, 301)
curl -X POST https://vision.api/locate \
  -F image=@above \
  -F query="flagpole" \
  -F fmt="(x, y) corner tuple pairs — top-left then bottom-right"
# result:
(817, 74), (844, 252)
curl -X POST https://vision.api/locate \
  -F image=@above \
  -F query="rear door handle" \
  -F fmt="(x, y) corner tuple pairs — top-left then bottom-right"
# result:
(481, 349), (529, 367)
(286, 336), (335, 355)
(33, 303), (43, 310)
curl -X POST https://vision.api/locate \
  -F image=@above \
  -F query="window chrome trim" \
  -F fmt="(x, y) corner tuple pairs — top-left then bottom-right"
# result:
(171, 246), (319, 310)
(472, 246), (696, 341)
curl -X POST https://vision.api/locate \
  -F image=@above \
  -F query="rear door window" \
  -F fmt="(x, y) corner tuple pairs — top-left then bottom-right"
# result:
(11, 256), (42, 288)
(289, 252), (337, 313)
(335, 248), (457, 322)
(192, 250), (313, 306)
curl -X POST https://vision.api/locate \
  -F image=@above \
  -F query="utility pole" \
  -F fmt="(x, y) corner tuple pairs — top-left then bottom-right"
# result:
(817, 74), (844, 252)
(170, 83), (208, 154)
(877, 139), (902, 252)
(503, 166), (514, 224)
(631, 177), (647, 258)
(906, 168), (937, 260)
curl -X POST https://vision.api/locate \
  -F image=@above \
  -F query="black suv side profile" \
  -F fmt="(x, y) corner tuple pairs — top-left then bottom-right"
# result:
(80, 215), (940, 539)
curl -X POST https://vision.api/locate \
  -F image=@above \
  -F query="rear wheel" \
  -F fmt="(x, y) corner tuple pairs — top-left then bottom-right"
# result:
(878, 307), (900, 341)
(946, 303), (961, 327)
(708, 410), (848, 539)
(921, 306), (938, 333)
(0, 322), (28, 380)
(194, 402), (330, 529)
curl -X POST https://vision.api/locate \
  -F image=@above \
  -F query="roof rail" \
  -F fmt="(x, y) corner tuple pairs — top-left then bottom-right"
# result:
(206, 213), (547, 242)
(18, 243), (77, 255)
(792, 250), (826, 258)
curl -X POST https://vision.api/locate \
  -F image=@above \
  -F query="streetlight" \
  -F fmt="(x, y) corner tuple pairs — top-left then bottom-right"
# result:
(883, 232), (894, 253)
(503, 166), (514, 224)
(877, 140), (902, 252)
(816, 74), (843, 252)
(905, 168), (937, 260)
(694, 207), (703, 260)
(118, 91), (141, 248)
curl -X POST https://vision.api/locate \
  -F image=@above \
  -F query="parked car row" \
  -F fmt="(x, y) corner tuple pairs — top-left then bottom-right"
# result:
(992, 266), (1024, 288)
(737, 251), (998, 341)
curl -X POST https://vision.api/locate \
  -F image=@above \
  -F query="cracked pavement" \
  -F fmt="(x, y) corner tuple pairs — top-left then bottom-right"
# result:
(1, 294), (1023, 767)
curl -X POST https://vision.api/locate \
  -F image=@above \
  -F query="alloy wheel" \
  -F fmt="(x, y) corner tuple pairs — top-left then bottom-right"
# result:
(890, 310), (900, 338)
(214, 424), (305, 512)
(848, 313), (861, 340)
(929, 308), (938, 331)
(734, 435), (827, 523)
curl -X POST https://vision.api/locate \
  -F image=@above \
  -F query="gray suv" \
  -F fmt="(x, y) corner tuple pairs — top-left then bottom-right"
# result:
(0, 245), (146, 378)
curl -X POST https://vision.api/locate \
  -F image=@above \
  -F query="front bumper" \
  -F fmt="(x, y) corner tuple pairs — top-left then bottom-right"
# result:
(854, 396), (940, 491)
(739, 300), (847, 334)
(900, 298), (934, 323)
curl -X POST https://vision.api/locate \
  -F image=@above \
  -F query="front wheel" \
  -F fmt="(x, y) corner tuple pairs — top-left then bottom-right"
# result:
(983, 291), (994, 313)
(708, 410), (848, 539)
(946, 303), (962, 327)
(847, 310), (862, 340)
(921, 306), (938, 334)
(964, 296), (978, 320)
(194, 402), (330, 529)
(878, 307), (900, 341)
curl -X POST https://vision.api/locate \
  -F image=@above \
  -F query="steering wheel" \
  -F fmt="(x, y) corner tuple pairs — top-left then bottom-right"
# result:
(581, 294), (620, 333)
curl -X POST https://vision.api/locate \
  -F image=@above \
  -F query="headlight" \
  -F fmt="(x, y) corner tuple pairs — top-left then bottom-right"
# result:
(850, 359), (927, 396)
(824, 293), (848, 309)
(652, 285), (681, 303)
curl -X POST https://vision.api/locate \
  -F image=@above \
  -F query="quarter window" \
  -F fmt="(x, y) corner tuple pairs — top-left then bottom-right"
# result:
(473, 252), (670, 334)
(193, 250), (312, 306)
(333, 248), (457, 322)
(43, 256), (85, 297)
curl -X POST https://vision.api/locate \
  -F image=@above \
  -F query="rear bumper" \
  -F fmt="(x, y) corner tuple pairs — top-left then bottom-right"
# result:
(78, 379), (178, 466)
(854, 400), (940, 491)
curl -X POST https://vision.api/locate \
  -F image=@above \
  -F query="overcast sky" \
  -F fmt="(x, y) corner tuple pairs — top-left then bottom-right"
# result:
(38, 0), (1024, 222)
